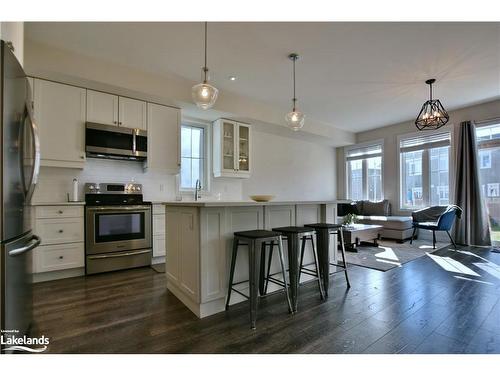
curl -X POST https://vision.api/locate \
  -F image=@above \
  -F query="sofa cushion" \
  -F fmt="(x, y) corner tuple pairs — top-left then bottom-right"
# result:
(359, 200), (391, 216)
(357, 215), (413, 230)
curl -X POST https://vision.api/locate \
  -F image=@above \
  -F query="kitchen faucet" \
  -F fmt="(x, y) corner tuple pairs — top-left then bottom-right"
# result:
(194, 179), (202, 201)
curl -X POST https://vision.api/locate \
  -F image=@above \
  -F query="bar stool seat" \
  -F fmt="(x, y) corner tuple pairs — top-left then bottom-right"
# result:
(270, 226), (325, 312)
(305, 223), (350, 296)
(226, 229), (292, 329)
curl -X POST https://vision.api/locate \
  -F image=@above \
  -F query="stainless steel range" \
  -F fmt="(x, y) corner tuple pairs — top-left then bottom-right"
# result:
(84, 182), (152, 275)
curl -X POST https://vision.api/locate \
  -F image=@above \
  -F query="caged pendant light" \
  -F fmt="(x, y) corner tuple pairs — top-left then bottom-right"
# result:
(285, 53), (305, 131)
(192, 22), (219, 110)
(415, 78), (449, 130)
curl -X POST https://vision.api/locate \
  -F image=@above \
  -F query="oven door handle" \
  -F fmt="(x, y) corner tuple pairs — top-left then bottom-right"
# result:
(86, 205), (152, 212)
(87, 249), (151, 260)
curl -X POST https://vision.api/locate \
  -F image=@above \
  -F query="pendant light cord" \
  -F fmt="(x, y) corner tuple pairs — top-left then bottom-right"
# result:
(429, 81), (433, 101)
(203, 22), (208, 83)
(292, 57), (297, 111)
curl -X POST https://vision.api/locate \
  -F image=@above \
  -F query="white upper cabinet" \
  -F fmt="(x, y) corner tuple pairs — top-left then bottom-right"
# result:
(213, 119), (251, 178)
(33, 79), (87, 168)
(119, 97), (147, 130)
(86, 90), (119, 126)
(146, 103), (180, 173)
(86, 91), (146, 130)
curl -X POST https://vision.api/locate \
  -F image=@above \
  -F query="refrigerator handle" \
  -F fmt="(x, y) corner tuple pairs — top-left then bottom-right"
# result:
(8, 235), (41, 257)
(22, 105), (41, 203)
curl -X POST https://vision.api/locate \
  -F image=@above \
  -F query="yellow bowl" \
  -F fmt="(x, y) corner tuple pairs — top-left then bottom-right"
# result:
(249, 195), (275, 202)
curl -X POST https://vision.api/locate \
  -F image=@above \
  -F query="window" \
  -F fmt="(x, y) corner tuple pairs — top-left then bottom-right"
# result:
(480, 150), (492, 169)
(345, 142), (383, 201)
(399, 131), (451, 209)
(180, 125), (206, 189)
(487, 183), (499, 197)
(476, 121), (500, 245)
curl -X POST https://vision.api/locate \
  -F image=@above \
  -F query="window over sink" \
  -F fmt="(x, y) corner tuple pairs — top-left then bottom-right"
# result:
(180, 124), (206, 190)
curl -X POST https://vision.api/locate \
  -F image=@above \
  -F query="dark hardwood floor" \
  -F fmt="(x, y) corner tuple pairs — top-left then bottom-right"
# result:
(31, 245), (500, 354)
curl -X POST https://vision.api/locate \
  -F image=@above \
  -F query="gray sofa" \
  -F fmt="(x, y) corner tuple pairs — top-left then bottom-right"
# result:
(339, 200), (414, 242)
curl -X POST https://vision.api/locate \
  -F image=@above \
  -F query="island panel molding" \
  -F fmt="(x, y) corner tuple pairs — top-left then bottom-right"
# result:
(164, 201), (339, 318)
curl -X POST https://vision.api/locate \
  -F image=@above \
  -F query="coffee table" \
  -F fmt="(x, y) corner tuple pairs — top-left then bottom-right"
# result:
(341, 224), (383, 252)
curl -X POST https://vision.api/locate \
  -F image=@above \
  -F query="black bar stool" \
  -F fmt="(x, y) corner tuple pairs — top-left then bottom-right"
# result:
(304, 223), (350, 297)
(270, 226), (325, 312)
(226, 230), (292, 329)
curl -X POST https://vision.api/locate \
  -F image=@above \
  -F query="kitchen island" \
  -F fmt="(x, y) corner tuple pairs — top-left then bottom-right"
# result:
(163, 200), (341, 318)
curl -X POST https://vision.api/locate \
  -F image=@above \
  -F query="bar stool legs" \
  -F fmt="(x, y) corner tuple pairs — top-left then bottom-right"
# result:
(226, 233), (292, 329)
(298, 235), (325, 300)
(225, 238), (239, 311)
(338, 229), (351, 288)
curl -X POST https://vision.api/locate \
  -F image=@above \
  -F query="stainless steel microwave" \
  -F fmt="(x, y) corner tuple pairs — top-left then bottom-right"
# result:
(85, 122), (147, 161)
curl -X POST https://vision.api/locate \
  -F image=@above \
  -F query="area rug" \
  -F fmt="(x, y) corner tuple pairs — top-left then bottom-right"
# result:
(339, 239), (450, 271)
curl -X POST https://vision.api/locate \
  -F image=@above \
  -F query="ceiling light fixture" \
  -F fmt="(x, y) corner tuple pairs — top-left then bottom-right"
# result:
(285, 53), (305, 131)
(229, 76), (236, 81)
(415, 78), (449, 130)
(192, 22), (218, 110)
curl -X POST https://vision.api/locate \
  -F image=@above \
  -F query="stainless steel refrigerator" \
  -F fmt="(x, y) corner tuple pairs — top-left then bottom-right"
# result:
(0, 40), (41, 348)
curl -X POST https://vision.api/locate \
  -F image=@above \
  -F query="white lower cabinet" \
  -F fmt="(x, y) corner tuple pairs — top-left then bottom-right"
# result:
(34, 242), (84, 273)
(152, 204), (166, 258)
(166, 206), (200, 304)
(32, 205), (85, 281)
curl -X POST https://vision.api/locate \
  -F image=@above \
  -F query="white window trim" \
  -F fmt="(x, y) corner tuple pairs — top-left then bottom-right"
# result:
(179, 119), (211, 193)
(344, 139), (385, 201)
(397, 128), (455, 211)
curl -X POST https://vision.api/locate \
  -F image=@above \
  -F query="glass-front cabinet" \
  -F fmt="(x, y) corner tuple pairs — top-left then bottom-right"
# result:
(213, 119), (251, 178)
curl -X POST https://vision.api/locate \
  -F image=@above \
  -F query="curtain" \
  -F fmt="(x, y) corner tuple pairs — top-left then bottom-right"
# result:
(454, 121), (491, 246)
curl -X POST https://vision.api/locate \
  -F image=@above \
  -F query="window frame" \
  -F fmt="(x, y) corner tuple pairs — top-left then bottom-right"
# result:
(179, 121), (210, 192)
(344, 139), (384, 201)
(397, 129), (454, 211)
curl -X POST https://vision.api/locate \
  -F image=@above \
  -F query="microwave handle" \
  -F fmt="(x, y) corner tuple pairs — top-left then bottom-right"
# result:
(132, 129), (137, 155)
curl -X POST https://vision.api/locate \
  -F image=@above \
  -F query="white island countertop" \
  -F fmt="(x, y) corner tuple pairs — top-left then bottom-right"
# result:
(162, 200), (347, 207)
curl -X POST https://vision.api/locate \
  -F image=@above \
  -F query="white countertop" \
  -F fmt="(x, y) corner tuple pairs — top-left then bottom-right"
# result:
(162, 200), (346, 207)
(30, 201), (86, 206)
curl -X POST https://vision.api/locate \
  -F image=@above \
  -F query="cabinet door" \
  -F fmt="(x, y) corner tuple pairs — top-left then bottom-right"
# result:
(146, 103), (180, 173)
(236, 124), (250, 174)
(153, 235), (166, 257)
(222, 120), (237, 172)
(118, 97), (147, 130)
(34, 79), (87, 167)
(86, 90), (118, 126)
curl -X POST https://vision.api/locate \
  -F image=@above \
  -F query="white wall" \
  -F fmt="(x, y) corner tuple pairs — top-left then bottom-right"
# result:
(336, 99), (500, 216)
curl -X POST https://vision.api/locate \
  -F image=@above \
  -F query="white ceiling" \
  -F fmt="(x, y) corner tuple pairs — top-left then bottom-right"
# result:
(25, 22), (500, 132)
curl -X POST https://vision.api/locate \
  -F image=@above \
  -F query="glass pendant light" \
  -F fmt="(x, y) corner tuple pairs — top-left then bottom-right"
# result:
(285, 53), (305, 131)
(192, 22), (218, 109)
(415, 78), (449, 130)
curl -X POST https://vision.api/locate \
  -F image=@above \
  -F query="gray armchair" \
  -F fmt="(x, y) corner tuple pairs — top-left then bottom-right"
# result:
(410, 205), (462, 249)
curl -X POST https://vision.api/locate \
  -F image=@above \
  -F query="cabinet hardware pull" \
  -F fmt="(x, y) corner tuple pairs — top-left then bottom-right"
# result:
(59, 256), (64, 259)
(113, 121), (117, 124)
(80, 155), (85, 159)
(58, 210), (63, 214)
(58, 229), (64, 233)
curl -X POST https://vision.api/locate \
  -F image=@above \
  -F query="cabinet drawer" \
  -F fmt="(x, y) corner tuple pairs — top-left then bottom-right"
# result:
(153, 214), (166, 236)
(36, 217), (84, 245)
(152, 204), (165, 215)
(36, 205), (83, 219)
(153, 235), (166, 257)
(34, 243), (84, 273)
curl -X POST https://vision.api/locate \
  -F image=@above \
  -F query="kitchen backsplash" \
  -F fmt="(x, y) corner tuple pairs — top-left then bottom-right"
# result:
(32, 158), (243, 203)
